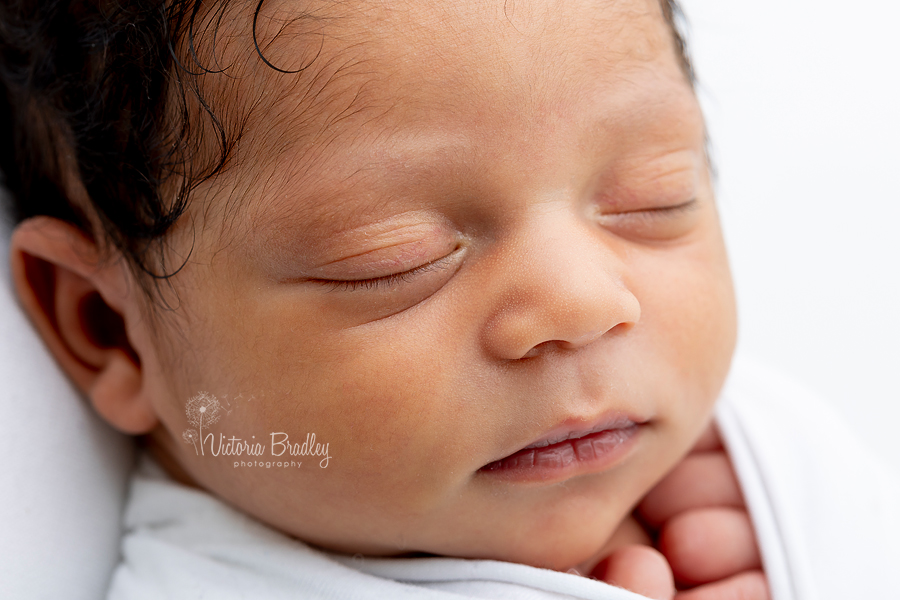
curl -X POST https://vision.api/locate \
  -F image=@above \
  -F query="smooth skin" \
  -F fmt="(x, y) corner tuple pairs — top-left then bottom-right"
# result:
(8, 0), (761, 596)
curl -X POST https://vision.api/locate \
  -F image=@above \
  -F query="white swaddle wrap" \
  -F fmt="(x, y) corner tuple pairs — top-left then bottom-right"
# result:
(107, 357), (900, 600)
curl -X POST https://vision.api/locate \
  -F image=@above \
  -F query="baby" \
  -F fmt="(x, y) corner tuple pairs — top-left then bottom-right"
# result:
(0, 0), (792, 598)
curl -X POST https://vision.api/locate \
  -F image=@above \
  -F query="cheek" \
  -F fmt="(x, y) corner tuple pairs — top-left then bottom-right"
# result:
(191, 294), (483, 506)
(630, 230), (737, 412)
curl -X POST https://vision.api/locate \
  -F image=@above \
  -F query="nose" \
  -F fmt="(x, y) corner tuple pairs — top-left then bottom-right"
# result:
(480, 212), (641, 361)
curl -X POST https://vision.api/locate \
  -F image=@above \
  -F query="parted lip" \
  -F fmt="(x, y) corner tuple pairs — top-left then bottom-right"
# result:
(483, 411), (648, 467)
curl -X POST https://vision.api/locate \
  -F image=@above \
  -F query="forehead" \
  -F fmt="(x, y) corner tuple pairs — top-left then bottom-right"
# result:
(186, 0), (694, 238)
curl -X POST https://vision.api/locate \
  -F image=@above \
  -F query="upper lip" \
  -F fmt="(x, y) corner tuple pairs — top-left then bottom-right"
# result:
(495, 412), (647, 460)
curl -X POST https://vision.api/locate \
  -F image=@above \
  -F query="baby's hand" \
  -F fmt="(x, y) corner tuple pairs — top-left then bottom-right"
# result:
(591, 543), (675, 600)
(593, 541), (767, 600)
(636, 424), (770, 600)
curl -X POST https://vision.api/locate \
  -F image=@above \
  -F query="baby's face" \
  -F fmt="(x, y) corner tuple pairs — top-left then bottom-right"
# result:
(140, 0), (736, 571)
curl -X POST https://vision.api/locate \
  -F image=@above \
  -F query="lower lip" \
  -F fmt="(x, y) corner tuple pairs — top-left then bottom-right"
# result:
(478, 425), (641, 483)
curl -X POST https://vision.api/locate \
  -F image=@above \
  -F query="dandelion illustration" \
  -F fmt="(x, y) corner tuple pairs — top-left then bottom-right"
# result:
(182, 429), (199, 455)
(185, 392), (222, 455)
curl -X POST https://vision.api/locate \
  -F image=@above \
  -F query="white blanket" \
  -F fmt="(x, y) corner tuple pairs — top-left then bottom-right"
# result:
(106, 357), (900, 600)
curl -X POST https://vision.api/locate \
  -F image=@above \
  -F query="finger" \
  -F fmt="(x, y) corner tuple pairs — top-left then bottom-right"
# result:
(591, 544), (675, 600)
(675, 570), (770, 600)
(639, 452), (744, 528)
(690, 423), (722, 453)
(658, 507), (761, 585)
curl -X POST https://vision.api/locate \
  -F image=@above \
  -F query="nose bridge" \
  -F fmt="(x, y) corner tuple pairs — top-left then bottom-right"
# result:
(481, 208), (641, 360)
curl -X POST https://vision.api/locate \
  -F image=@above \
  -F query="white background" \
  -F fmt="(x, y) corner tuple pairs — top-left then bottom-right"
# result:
(679, 0), (900, 473)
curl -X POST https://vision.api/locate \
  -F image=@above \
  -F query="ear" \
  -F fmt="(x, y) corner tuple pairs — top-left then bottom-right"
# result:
(9, 216), (158, 434)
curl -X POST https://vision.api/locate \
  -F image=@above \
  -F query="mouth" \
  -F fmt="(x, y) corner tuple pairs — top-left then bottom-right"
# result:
(478, 414), (645, 483)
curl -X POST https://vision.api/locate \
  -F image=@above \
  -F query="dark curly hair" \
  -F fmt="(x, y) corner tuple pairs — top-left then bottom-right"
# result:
(0, 0), (695, 300)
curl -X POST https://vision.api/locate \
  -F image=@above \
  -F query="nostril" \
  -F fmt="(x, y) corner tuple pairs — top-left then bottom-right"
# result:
(521, 344), (545, 359)
(521, 332), (603, 358)
(564, 329), (607, 348)
(605, 321), (635, 336)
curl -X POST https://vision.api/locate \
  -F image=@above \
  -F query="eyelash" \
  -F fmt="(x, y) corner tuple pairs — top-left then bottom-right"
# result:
(318, 251), (458, 292)
(607, 198), (699, 219)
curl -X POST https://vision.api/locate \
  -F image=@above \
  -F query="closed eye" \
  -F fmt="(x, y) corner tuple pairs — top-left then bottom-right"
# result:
(312, 249), (461, 292)
(596, 198), (701, 241)
(609, 198), (699, 218)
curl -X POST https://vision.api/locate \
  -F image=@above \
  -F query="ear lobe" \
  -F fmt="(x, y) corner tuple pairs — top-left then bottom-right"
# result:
(90, 348), (156, 434)
(9, 216), (158, 434)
